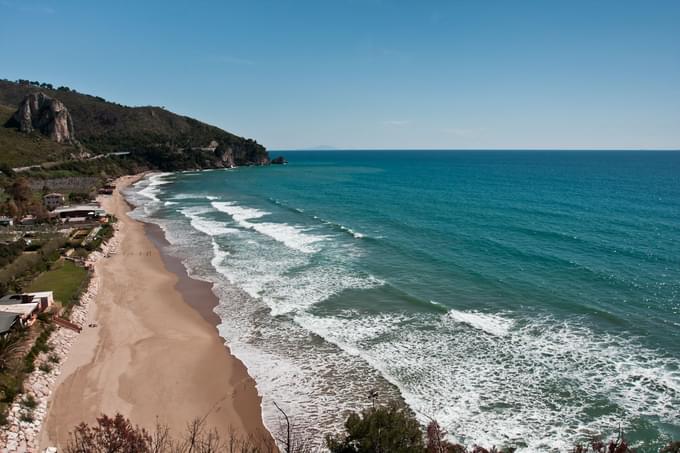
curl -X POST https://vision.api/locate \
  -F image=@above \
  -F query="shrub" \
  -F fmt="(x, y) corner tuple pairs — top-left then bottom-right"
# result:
(48, 353), (60, 364)
(0, 373), (22, 403)
(39, 362), (53, 373)
(0, 331), (23, 371)
(0, 402), (8, 426)
(65, 412), (278, 453)
(66, 413), (154, 453)
(19, 410), (35, 423)
(20, 393), (38, 409)
(326, 403), (425, 453)
(571, 438), (634, 453)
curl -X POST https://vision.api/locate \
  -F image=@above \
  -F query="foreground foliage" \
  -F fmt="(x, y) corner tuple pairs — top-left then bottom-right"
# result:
(66, 406), (679, 453)
(326, 403), (426, 453)
(66, 413), (276, 453)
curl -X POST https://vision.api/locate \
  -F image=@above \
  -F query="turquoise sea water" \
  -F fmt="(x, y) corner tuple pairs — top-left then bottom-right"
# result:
(127, 151), (680, 452)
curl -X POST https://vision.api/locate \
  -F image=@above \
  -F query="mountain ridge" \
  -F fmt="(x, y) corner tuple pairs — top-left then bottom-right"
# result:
(0, 78), (269, 171)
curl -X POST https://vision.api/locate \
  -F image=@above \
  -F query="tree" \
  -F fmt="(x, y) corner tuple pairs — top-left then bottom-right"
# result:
(66, 413), (152, 453)
(7, 178), (32, 213)
(2, 200), (19, 218)
(0, 163), (15, 177)
(326, 403), (425, 453)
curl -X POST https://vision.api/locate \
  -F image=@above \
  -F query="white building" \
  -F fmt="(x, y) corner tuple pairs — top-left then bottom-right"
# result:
(0, 291), (54, 333)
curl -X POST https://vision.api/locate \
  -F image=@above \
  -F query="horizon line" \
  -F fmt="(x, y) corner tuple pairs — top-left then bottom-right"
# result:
(271, 148), (680, 152)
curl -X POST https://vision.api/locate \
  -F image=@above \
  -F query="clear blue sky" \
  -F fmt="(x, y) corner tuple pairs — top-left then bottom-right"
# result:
(1, 0), (679, 150)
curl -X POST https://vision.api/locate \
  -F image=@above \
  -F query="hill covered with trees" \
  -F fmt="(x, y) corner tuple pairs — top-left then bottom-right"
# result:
(0, 78), (269, 172)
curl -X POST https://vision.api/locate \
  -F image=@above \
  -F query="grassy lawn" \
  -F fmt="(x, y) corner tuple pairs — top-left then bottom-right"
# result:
(26, 259), (88, 306)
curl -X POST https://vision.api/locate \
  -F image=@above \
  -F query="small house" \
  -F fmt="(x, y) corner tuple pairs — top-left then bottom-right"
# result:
(0, 291), (54, 313)
(44, 192), (65, 210)
(0, 291), (54, 332)
(0, 302), (40, 328)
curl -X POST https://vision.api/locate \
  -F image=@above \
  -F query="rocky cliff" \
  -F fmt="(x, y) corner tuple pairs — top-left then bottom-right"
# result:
(0, 79), (269, 169)
(8, 92), (75, 143)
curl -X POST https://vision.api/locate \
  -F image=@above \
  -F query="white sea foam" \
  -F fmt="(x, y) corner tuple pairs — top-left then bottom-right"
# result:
(294, 310), (680, 452)
(137, 172), (173, 202)
(212, 201), (328, 253)
(212, 201), (269, 221)
(179, 206), (238, 236)
(446, 309), (515, 336)
(339, 225), (365, 239)
(128, 173), (680, 452)
(208, 234), (381, 315)
(171, 193), (200, 200)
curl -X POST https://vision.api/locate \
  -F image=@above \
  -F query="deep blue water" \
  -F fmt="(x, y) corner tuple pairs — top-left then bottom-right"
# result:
(128, 151), (680, 452)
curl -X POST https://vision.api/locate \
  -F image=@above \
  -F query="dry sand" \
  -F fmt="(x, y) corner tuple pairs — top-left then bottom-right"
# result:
(40, 174), (272, 449)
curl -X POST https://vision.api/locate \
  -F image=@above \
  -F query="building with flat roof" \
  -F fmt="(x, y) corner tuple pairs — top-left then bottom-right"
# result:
(0, 291), (54, 333)
(52, 203), (106, 220)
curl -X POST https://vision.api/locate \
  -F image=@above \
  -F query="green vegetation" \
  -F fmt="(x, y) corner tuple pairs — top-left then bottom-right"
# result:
(63, 406), (678, 453)
(0, 236), (67, 296)
(0, 176), (50, 220)
(0, 239), (26, 267)
(19, 393), (37, 410)
(326, 403), (426, 453)
(0, 78), (268, 173)
(0, 104), (77, 167)
(23, 323), (54, 373)
(18, 410), (34, 423)
(83, 222), (115, 252)
(0, 331), (23, 372)
(26, 259), (89, 307)
(0, 319), (53, 425)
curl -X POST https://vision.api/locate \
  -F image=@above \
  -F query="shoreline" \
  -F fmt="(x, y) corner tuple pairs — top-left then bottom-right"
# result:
(38, 174), (274, 450)
(143, 222), (222, 327)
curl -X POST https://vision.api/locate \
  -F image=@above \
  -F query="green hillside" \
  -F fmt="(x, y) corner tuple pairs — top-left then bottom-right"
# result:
(0, 78), (268, 169)
(0, 103), (77, 167)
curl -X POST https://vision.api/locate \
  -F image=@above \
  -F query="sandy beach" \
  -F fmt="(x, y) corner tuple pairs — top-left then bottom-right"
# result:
(39, 174), (272, 449)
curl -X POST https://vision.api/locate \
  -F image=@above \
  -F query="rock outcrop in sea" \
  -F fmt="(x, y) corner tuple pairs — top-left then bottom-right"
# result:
(8, 92), (76, 144)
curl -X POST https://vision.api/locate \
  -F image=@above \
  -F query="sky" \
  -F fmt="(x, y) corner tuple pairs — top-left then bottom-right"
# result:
(1, 0), (679, 150)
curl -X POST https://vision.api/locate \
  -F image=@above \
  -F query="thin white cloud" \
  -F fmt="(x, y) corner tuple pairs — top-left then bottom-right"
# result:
(382, 120), (410, 126)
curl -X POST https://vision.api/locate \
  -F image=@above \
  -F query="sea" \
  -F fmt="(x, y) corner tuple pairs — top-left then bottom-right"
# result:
(124, 151), (680, 452)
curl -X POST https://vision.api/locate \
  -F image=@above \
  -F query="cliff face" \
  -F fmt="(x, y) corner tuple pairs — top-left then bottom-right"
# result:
(11, 92), (75, 143)
(217, 141), (270, 167)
